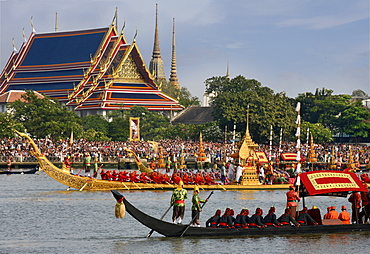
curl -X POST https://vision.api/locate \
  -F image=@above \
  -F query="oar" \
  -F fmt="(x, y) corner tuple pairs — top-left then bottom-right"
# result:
(132, 181), (142, 189)
(217, 183), (226, 191)
(79, 178), (91, 191)
(121, 181), (130, 190)
(180, 191), (214, 237)
(79, 164), (103, 191)
(146, 204), (174, 238)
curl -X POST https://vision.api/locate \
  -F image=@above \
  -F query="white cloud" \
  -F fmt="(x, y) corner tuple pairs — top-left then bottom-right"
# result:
(277, 13), (369, 30)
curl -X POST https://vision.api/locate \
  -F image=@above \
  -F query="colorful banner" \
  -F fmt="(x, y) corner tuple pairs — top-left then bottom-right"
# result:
(280, 152), (304, 161)
(255, 151), (269, 163)
(129, 117), (140, 141)
(299, 170), (368, 196)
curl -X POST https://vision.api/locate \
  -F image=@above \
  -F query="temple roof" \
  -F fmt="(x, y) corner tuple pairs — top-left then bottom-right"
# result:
(0, 90), (44, 103)
(0, 24), (182, 112)
(171, 106), (214, 125)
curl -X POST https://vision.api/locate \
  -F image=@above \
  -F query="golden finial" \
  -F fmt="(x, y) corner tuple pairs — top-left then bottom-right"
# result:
(133, 27), (138, 42)
(120, 18), (126, 35)
(12, 38), (17, 53)
(30, 16), (36, 33)
(22, 28), (27, 42)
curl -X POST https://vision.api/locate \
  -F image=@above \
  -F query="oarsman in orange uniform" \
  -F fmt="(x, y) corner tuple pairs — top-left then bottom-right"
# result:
(286, 186), (300, 219)
(348, 191), (361, 224)
(323, 207), (331, 219)
(338, 206), (351, 224)
(327, 206), (339, 219)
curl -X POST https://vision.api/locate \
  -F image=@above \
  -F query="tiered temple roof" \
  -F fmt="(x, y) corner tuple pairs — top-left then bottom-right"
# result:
(0, 23), (183, 114)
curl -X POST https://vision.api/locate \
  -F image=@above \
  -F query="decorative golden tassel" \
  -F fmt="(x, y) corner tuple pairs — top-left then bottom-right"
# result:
(115, 202), (126, 219)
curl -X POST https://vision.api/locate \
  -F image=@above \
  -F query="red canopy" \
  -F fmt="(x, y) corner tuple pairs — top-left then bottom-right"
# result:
(298, 170), (368, 197)
(255, 151), (269, 163)
(280, 152), (304, 162)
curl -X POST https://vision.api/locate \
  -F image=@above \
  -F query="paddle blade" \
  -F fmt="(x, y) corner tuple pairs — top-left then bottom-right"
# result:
(115, 202), (126, 219)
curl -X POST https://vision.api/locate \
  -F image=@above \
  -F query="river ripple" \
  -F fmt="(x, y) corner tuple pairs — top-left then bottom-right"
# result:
(0, 173), (369, 254)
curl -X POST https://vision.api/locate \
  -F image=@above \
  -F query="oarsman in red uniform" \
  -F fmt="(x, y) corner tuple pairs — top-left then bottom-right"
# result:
(112, 170), (119, 181)
(278, 208), (300, 227)
(105, 170), (113, 180)
(100, 169), (107, 180)
(327, 206), (339, 219)
(160, 173), (171, 184)
(139, 172), (150, 183)
(149, 160), (156, 171)
(348, 191), (361, 223)
(118, 171), (129, 182)
(338, 205), (351, 224)
(206, 209), (221, 228)
(182, 172), (192, 185)
(150, 172), (161, 184)
(171, 173), (182, 185)
(129, 171), (140, 182)
(204, 173), (216, 185)
(297, 207), (318, 225)
(286, 186), (301, 219)
(263, 206), (282, 227)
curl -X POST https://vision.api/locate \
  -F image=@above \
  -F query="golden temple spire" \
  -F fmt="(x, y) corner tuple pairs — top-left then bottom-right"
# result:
(226, 58), (230, 79)
(246, 105), (250, 133)
(149, 3), (166, 83)
(169, 18), (180, 90)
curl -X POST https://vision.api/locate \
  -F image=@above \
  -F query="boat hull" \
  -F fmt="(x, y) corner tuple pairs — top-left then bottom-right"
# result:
(111, 190), (370, 237)
(0, 167), (38, 175)
(36, 156), (290, 191)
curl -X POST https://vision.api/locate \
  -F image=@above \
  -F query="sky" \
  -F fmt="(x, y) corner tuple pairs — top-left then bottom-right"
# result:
(1, 0), (369, 103)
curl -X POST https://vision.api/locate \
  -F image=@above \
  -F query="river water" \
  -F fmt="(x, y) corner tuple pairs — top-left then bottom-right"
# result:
(1, 172), (369, 254)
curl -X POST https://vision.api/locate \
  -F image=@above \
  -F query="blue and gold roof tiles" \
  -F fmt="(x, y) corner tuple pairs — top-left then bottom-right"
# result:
(0, 23), (183, 112)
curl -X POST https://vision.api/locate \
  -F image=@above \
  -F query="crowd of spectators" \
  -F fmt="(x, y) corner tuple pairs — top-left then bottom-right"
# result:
(1, 136), (369, 167)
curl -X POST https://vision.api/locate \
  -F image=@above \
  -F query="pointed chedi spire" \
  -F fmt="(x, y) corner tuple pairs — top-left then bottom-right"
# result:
(169, 18), (180, 91)
(149, 3), (166, 84)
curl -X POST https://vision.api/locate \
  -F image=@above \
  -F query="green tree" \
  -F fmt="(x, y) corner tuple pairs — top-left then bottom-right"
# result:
(129, 106), (170, 140)
(351, 89), (368, 97)
(8, 90), (82, 139)
(178, 87), (201, 108)
(0, 112), (24, 138)
(205, 75), (296, 143)
(108, 117), (129, 141)
(81, 114), (109, 135)
(300, 121), (333, 144)
(297, 88), (370, 138)
(336, 101), (370, 138)
(201, 121), (224, 142)
(83, 129), (111, 141)
(160, 81), (200, 108)
(160, 80), (179, 99)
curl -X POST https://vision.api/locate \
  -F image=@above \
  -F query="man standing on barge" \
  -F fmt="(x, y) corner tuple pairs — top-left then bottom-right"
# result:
(171, 180), (188, 224)
(286, 185), (300, 219)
